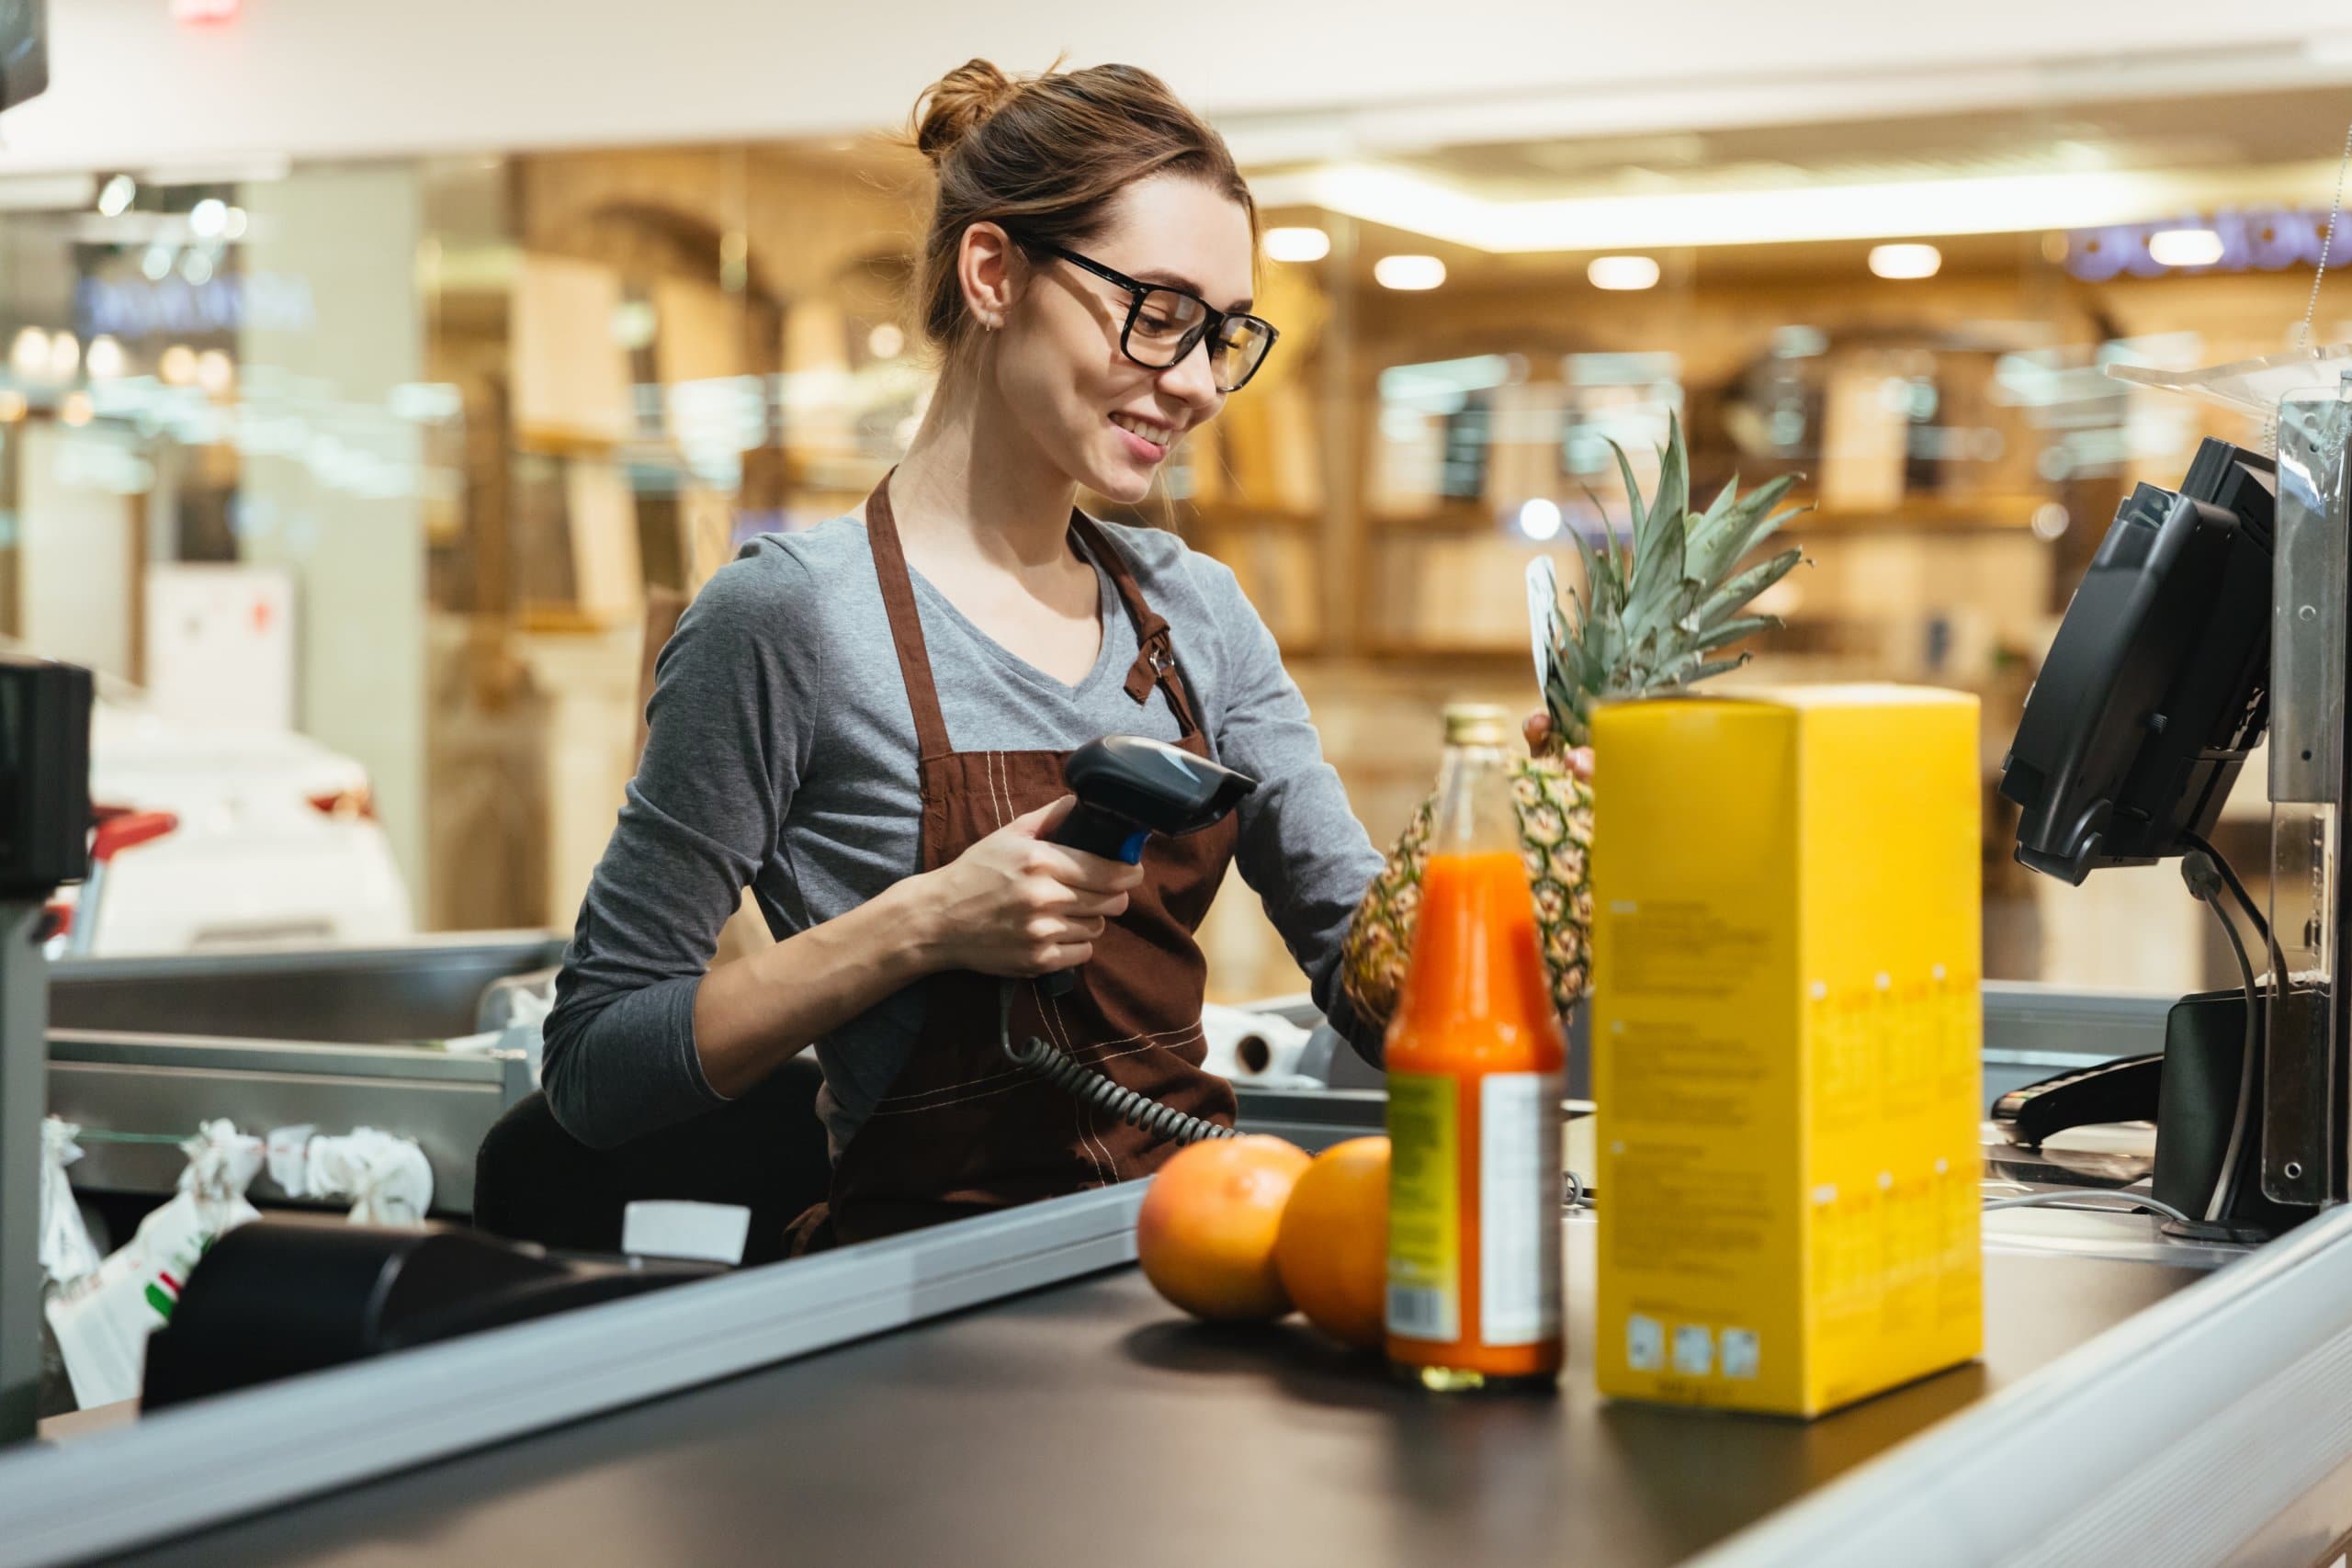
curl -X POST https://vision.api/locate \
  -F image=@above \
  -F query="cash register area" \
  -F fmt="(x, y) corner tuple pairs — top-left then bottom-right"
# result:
(6, 6), (2352, 1566)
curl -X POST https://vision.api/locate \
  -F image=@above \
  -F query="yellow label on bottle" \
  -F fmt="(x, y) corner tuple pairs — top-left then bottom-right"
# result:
(1385, 1072), (1460, 1342)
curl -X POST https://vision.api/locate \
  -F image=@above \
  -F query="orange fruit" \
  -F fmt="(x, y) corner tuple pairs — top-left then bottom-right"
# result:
(1136, 1135), (1312, 1321)
(1274, 1136), (1390, 1349)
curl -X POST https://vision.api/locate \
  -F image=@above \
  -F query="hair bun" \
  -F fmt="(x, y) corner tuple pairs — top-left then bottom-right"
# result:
(914, 59), (1020, 164)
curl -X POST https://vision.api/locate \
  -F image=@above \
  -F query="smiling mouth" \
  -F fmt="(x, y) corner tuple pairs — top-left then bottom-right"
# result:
(1110, 412), (1172, 452)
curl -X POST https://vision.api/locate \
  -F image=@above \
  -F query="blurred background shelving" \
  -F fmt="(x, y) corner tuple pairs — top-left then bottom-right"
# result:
(1, 51), (2344, 998)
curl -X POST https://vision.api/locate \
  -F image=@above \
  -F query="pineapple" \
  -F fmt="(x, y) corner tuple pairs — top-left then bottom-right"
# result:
(1340, 416), (1805, 1030)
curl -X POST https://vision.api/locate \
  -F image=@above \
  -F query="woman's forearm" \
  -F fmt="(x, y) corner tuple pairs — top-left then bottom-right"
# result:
(690, 875), (944, 1098)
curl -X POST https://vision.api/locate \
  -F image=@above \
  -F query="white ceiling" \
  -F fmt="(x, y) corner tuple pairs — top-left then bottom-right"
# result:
(1, 0), (2348, 176)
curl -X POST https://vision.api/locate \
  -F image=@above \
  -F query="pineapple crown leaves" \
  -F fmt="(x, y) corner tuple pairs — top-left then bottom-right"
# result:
(1541, 413), (1811, 751)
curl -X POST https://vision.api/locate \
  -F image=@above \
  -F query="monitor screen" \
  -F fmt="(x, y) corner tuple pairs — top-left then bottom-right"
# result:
(0, 0), (46, 114)
(2001, 439), (2278, 884)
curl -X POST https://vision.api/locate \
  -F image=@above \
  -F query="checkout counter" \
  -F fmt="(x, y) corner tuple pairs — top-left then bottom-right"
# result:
(0, 985), (2347, 1568)
(8, 373), (2352, 1567)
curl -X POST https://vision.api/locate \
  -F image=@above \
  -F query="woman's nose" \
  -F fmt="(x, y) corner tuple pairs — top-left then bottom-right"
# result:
(1158, 335), (1223, 411)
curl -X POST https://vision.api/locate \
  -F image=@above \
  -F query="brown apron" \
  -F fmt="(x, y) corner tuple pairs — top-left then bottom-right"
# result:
(790, 479), (1239, 1251)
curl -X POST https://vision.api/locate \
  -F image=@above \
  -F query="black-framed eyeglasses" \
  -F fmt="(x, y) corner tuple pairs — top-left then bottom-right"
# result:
(1028, 242), (1279, 393)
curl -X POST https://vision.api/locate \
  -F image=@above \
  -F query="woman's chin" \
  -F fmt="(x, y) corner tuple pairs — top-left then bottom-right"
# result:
(1081, 461), (1155, 508)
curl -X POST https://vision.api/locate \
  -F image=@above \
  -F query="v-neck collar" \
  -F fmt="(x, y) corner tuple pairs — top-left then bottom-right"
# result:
(891, 526), (1125, 702)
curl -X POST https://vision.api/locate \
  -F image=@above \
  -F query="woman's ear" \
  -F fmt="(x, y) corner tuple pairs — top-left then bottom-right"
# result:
(957, 220), (1023, 333)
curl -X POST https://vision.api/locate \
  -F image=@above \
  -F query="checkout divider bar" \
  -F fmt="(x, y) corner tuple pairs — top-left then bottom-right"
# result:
(1694, 1201), (2352, 1568)
(0, 1182), (1150, 1568)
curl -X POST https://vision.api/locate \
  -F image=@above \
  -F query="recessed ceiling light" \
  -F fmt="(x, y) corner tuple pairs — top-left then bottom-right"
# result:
(1868, 243), (1941, 280)
(1587, 255), (1661, 290)
(1263, 226), (1331, 264)
(1374, 254), (1446, 290)
(2147, 227), (2223, 267)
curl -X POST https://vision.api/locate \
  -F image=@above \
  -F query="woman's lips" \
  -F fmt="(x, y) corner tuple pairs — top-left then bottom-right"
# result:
(1110, 412), (1171, 462)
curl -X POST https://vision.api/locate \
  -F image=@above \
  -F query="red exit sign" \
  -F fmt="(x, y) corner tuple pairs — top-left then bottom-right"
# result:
(171, 0), (239, 23)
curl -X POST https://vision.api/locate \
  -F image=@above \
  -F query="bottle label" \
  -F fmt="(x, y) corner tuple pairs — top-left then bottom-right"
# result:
(1479, 1071), (1564, 1346)
(1385, 1072), (1460, 1342)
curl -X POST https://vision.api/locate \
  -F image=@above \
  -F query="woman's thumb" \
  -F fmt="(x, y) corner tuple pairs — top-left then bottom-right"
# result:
(1012, 794), (1078, 838)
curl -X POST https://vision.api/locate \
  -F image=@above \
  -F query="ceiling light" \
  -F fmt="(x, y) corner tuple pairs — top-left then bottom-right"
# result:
(1252, 161), (2339, 255)
(58, 392), (93, 427)
(47, 333), (79, 378)
(1587, 254), (1660, 290)
(1516, 497), (1564, 541)
(141, 244), (175, 281)
(1869, 243), (1942, 279)
(85, 336), (127, 379)
(197, 349), (236, 396)
(96, 175), (137, 217)
(222, 206), (248, 241)
(10, 328), (47, 378)
(1374, 254), (1446, 290)
(188, 197), (228, 239)
(160, 344), (198, 386)
(1263, 226), (1331, 264)
(866, 322), (904, 359)
(0, 390), (24, 423)
(2147, 227), (2223, 267)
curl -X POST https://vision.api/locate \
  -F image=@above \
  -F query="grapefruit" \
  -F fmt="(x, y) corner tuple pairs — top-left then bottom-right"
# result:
(1136, 1135), (1311, 1321)
(1274, 1136), (1390, 1349)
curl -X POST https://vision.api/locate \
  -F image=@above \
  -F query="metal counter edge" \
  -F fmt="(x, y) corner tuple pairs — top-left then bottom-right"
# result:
(0, 1182), (1148, 1568)
(1692, 1200), (2352, 1568)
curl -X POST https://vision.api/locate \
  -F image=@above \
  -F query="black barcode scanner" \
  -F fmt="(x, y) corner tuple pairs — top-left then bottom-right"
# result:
(1006, 735), (1255, 1145)
(1042, 737), (1254, 998)
(1047, 734), (1256, 867)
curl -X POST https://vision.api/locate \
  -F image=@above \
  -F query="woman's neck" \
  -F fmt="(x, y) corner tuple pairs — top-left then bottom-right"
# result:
(888, 365), (1079, 572)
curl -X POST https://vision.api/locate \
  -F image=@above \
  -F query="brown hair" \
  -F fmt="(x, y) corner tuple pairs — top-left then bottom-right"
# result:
(908, 59), (1256, 358)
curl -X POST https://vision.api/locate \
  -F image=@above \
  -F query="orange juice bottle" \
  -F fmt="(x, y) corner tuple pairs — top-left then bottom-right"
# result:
(1385, 703), (1566, 1391)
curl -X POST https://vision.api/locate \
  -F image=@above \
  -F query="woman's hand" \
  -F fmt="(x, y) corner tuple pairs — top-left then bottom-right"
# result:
(1522, 713), (1595, 782)
(913, 795), (1147, 979)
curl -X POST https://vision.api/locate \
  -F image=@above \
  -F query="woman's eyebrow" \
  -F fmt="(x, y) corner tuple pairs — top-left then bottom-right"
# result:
(1133, 267), (1252, 313)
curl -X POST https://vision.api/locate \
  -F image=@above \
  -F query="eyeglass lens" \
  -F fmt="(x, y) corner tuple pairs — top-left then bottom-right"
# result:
(1126, 288), (1272, 389)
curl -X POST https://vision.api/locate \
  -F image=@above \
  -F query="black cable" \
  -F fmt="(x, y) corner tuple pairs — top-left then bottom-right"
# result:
(997, 982), (1238, 1145)
(2177, 828), (2281, 976)
(2180, 849), (2261, 1224)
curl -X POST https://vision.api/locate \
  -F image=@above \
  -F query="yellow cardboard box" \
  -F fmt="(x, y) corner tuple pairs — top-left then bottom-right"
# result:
(1592, 685), (1983, 1416)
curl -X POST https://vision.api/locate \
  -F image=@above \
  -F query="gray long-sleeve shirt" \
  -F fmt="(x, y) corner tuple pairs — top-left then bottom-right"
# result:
(541, 512), (1384, 1154)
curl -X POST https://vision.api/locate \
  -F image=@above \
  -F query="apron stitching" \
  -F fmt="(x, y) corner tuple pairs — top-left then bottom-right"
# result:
(1039, 985), (1118, 1180)
(1039, 987), (1114, 1183)
(859, 1028), (1204, 1118)
(868, 1021), (1208, 1108)
(990, 748), (1012, 829)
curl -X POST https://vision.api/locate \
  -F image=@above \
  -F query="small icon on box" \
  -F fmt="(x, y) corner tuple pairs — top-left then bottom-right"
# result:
(1721, 1328), (1760, 1380)
(1627, 1314), (1664, 1371)
(1672, 1324), (1713, 1377)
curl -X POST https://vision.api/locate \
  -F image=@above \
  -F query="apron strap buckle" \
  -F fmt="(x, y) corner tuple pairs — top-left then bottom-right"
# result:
(1124, 626), (1175, 704)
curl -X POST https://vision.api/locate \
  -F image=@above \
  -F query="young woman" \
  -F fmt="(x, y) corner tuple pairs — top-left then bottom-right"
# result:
(541, 59), (1386, 1248)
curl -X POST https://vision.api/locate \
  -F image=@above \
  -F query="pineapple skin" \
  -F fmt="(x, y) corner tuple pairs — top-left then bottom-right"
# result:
(1340, 755), (1594, 1032)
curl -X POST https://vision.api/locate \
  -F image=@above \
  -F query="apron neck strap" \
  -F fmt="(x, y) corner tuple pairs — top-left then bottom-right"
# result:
(1069, 513), (1204, 739)
(864, 476), (1206, 756)
(863, 475), (954, 759)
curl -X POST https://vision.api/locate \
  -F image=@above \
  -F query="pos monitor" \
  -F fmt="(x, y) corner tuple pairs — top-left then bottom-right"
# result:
(1999, 438), (2278, 884)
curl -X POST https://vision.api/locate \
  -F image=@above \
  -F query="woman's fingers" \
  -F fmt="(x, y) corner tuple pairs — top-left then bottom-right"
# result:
(1029, 842), (1148, 895)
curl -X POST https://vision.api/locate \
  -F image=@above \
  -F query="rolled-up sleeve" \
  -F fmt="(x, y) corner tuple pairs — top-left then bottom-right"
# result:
(539, 549), (820, 1148)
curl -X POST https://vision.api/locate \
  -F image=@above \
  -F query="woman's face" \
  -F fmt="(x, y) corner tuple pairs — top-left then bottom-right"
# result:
(986, 175), (1255, 506)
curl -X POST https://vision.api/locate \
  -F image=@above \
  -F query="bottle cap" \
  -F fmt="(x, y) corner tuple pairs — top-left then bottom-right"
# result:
(1442, 703), (1512, 747)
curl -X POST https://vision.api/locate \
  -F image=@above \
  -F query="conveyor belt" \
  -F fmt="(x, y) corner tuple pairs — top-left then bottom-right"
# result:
(119, 1221), (2199, 1568)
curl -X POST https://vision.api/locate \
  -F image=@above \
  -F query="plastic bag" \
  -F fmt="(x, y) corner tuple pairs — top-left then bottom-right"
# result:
(43, 1120), (263, 1410)
(38, 1118), (101, 1288)
(291, 1127), (435, 1226)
